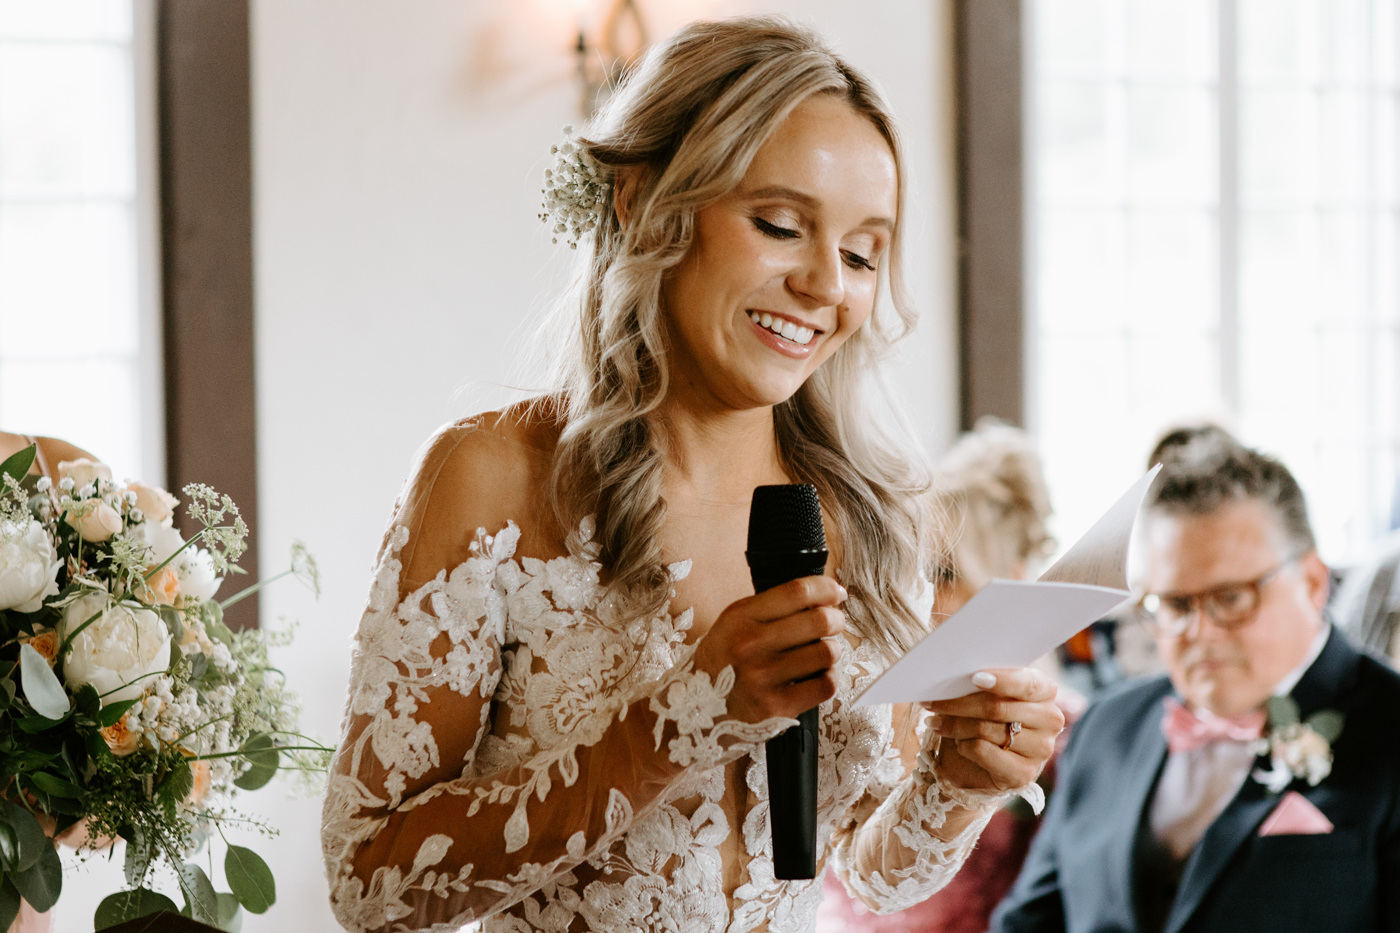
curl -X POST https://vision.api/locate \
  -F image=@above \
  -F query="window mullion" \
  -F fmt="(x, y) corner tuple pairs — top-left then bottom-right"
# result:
(1218, 0), (1240, 415)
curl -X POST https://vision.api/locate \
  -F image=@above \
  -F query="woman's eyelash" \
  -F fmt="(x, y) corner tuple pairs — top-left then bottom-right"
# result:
(753, 217), (799, 239)
(844, 252), (875, 272)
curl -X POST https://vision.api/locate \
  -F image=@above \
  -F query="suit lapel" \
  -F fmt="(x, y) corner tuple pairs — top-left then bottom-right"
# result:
(1163, 628), (1361, 933)
(1115, 689), (1171, 931)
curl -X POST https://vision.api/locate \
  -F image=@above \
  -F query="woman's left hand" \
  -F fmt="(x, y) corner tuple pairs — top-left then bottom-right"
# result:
(921, 667), (1065, 793)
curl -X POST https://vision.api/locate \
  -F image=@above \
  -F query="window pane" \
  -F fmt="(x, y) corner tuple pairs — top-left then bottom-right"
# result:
(0, 41), (135, 199)
(1036, 0), (1115, 75)
(1240, 0), (1323, 85)
(0, 0), (131, 41)
(1125, 210), (1215, 328)
(1038, 208), (1126, 332)
(1240, 210), (1321, 327)
(1039, 81), (1117, 201)
(0, 359), (141, 482)
(1128, 86), (1214, 202)
(1241, 89), (1320, 202)
(1127, 0), (1214, 81)
(0, 202), (138, 356)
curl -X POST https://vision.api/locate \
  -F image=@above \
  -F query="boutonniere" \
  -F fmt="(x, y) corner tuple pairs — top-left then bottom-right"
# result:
(1251, 696), (1344, 794)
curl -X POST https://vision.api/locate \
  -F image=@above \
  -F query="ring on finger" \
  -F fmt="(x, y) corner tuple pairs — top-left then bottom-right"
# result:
(1001, 720), (1023, 751)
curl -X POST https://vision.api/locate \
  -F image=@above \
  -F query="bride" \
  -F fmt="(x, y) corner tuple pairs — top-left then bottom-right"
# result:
(321, 16), (1062, 933)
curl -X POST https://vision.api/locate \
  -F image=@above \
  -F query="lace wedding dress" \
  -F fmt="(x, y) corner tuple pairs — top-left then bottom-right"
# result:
(321, 423), (1038, 933)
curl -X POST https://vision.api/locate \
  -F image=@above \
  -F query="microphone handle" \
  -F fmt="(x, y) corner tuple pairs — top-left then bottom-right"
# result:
(748, 550), (827, 881)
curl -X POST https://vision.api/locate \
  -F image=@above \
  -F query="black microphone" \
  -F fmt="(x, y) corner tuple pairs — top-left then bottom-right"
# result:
(746, 483), (828, 881)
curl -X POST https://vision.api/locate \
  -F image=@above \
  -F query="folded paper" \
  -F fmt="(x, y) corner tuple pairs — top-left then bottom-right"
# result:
(855, 467), (1161, 707)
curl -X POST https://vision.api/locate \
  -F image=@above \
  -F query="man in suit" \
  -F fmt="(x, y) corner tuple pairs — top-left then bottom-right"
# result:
(992, 428), (1400, 933)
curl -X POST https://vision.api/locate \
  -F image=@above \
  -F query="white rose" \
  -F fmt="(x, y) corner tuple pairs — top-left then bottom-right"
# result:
(62, 593), (171, 704)
(0, 520), (62, 612)
(138, 522), (186, 565)
(177, 548), (221, 603)
(126, 483), (177, 526)
(57, 458), (112, 490)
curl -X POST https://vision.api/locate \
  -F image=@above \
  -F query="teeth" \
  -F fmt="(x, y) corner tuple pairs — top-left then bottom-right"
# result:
(748, 311), (816, 346)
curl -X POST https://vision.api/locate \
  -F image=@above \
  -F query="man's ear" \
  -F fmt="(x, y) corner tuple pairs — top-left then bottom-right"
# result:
(613, 165), (646, 229)
(1299, 550), (1331, 613)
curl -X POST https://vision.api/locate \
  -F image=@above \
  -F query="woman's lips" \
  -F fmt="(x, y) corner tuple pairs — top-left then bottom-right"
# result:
(747, 312), (817, 359)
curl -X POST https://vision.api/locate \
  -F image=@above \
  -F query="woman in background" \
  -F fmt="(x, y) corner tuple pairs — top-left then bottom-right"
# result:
(0, 432), (98, 484)
(818, 419), (1065, 933)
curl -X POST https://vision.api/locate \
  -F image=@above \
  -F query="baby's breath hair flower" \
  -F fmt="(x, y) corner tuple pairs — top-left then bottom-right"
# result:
(539, 124), (610, 250)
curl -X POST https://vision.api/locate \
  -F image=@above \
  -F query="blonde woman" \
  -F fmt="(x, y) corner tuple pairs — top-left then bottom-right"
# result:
(322, 18), (1062, 933)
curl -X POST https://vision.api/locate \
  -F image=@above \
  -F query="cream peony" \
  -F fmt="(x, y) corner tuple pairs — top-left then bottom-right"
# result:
(0, 519), (62, 612)
(62, 593), (171, 704)
(57, 458), (113, 489)
(64, 500), (123, 542)
(136, 523), (220, 603)
(127, 482), (177, 525)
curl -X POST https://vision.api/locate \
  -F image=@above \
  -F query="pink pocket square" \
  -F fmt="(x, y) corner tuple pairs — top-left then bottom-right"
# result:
(1258, 791), (1334, 836)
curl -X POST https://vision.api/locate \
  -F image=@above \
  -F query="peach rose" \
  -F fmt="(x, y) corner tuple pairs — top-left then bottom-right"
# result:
(101, 718), (142, 757)
(127, 482), (177, 525)
(187, 759), (212, 806)
(63, 500), (123, 542)
(20, 630), (60, 665)
(57, 458), (112, 490)
(139, 565), (181, 607)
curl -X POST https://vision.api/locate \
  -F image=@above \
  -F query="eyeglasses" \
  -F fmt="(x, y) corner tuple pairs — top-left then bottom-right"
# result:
(1139, 559), (1298, 636)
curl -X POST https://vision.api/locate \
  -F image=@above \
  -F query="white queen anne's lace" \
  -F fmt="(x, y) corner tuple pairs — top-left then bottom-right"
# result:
(322, 510), (1032, 933)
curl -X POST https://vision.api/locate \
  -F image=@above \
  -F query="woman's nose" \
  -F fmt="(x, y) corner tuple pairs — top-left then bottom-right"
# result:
(788, 244), (845, 308)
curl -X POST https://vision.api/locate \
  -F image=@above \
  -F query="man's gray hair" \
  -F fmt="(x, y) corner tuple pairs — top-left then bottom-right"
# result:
(1145, 424), (1316, 557)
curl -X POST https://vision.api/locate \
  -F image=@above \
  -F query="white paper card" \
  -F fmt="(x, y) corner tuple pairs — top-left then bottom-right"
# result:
(854, 467), (1161, 706)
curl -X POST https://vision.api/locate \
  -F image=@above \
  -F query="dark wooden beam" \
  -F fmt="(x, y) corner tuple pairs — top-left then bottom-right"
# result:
(954, 0), (1024, 429)
(158, 0), (258, 629)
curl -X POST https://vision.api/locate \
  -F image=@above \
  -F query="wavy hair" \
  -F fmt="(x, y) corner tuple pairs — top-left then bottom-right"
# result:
(541, 16), (940, 661)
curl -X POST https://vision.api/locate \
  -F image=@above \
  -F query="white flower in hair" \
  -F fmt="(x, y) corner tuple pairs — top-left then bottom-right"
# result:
(539, 124), (610, 249)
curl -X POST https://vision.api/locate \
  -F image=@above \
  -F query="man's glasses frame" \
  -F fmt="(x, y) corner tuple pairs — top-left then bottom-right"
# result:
(1139, 557), (1300, 636)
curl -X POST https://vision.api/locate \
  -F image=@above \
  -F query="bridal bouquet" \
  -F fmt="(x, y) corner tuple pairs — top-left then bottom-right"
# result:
(0, 444), (329, 930)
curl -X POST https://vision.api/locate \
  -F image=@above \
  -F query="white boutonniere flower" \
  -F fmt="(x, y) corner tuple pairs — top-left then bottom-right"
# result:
(1251, 695), (1343, 794)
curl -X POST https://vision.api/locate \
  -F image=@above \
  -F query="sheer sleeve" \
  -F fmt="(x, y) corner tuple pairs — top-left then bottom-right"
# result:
(827, 708), (1045, 913)
(320, 421), (791, 932)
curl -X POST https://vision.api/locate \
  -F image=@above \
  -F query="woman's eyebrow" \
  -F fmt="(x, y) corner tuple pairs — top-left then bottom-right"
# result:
(741, 185), (894, 231)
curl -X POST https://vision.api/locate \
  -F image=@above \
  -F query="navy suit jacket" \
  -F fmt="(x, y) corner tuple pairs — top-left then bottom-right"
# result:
(992, 628), (1400, 933)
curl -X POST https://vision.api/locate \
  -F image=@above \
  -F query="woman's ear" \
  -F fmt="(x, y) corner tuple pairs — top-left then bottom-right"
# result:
(613, 165), (646, 229)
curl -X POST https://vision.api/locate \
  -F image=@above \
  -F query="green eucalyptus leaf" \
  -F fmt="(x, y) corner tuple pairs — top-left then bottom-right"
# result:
(0, 822), (16, 870)
(1266, 695), (1300, 728)
(0, 445), (36, 484)
(18, 644), (69, 721)
(28, 771), (84, 799)
(224, 845), (275, 913)
(1307, 709), (1345, 743)
(2, 802), (47, 872)
(216, 891), (244, 932)
(98, 697), (140, 728)
(94, 888), (179, 930)
(124, 828), (152, 888)
(0, 877), (19, 932)
(159, 605), (184, 644)
(10, 840), (61, 913)
(160, 756), (194, 805)
(233, 734), (280, 791)
(176, 861), (219, 924)
(74, 683), (101, 719)
(187, 652), (210, 681)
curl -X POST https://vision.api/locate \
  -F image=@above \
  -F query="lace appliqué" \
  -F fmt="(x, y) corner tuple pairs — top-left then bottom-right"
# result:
(323, 515), (1034, 932)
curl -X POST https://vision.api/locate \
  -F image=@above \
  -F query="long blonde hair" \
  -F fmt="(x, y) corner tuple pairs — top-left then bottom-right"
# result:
(543, 16), (937, 661)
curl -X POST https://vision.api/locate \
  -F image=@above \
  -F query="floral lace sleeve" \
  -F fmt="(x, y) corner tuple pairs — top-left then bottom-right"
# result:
(320, 424), (790, 932)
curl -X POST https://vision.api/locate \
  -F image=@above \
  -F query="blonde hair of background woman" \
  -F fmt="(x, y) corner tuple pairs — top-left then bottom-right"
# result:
(934, 418), (1055, 591)
(533, 16), (943, 662)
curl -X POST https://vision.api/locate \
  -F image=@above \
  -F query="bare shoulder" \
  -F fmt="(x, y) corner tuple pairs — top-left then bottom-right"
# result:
(398, 399), (566, 583)
(0, 431), (99, 479)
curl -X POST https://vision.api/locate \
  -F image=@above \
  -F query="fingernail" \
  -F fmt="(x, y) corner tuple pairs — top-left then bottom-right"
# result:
(837, 585), (848, 601)
(971, 671), (997, 689)
(927, 714), (944, 731)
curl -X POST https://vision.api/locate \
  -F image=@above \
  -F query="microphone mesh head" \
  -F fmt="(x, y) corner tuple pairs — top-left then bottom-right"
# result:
(748, 484), (827, 552)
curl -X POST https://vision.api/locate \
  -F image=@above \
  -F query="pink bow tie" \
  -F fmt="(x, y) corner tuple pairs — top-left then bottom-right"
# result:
(1161, 698), (1267, 754)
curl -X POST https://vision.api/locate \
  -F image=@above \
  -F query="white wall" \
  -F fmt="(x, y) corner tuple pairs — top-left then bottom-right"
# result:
(239, 3), (957, 930)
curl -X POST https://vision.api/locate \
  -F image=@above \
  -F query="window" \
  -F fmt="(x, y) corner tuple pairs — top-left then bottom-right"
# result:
(1030, 0), (1400, 564)
(0, 0), (160, 483)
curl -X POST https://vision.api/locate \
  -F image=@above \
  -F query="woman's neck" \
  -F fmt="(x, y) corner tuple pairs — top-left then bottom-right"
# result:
(652, 401), (788, 511)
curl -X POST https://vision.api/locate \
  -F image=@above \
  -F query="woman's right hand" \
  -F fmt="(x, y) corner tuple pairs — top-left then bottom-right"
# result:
(692, 576), (848, 723)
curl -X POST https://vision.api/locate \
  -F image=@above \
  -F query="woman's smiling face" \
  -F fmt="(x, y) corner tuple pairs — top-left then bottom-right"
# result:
(660, 93), (898, 413)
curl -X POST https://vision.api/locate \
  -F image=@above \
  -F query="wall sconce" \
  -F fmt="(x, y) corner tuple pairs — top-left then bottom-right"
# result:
(574, 0), (649, 118)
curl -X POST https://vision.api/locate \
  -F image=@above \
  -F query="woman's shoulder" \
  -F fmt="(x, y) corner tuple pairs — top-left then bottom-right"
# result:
(395, 398), (567, 582)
